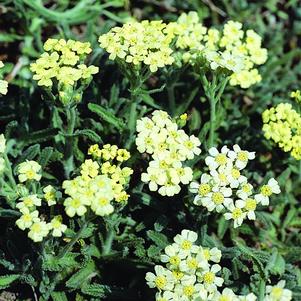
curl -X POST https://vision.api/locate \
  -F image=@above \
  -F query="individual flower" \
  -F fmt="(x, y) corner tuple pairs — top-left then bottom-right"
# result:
(43, 185), (57, 206)
(80, 159), (99, 179)
(49, 215), (67, 237)
(28, 220), (49, 242)
(64, 197), (88, 217)
(254, 178), (281, 205)
(16, 209), (39, 230)
(224, 201), (247, 228)
(227, 144), (255, 170)
(173, 230), (199, 257)
(198, 264), (224, 291)
(200, 186), (232, 212)
(16, 194), (42, 210)
(18, 160), (42, 182)
(205, 146), (230, 170)
(212, 287), (238, 301)
(145, 265), (175, 291)
(264, 280), (292, 301)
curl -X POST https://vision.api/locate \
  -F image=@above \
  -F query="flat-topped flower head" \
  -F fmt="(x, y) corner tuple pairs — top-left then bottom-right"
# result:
(191, 145), (279, 228)
(18, 160), (42, 182)
(262, 102), (301, 160)
(99, 20), (174, 73)
(136, 110), (201, 196)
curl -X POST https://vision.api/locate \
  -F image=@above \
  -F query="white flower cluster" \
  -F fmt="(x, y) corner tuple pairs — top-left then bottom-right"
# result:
(136, 110), (201, 196)
(145, 229), (257, 301)
(189, 145), (280, 228)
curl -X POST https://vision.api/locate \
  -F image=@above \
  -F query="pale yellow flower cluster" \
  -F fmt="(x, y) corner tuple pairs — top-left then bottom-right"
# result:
(136, 110), (201, 196)
(262, 103), (301, 160)
(63, 144), (132, 217)
(15, 161), (66, 242)
(170, 12), (267, 88)
(30, 38), (98, 92)
(98, 20), (174, 72)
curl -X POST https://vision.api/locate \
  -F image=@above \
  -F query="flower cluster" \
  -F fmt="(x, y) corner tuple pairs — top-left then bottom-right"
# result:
(262, 103), (301, 160)
(63, 144), (132, 217)
(99, 20), (174, 72)
(0, 61), (8, 95)
(136, 110), (201, 196)
(190, 145), (280, 228)
(145, 229), (257, 301)
(264, 280), (292, 301)
(15, 160), (66, 242)
(170, 11), (267, 88)
(30, 38), (98, 105)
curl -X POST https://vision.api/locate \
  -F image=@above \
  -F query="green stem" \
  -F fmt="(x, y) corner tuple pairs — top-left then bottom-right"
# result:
(64, 106), (77, 178)
(102, 227), (115, 256)
(208, 91), (216, 149)
(167, 84), (175, 115)
(58, 219), (88, 259)
(259, 279), (266, 301)
(3, 153), (16, 188)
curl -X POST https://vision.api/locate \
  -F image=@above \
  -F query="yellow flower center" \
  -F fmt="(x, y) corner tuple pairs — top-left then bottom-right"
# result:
(98, 198), (109, 206)
(181, 240), (192, 250)
(215, 154), (227, 165)
(23, 214), (32, 222)
(155, 276), (167, 289)
(261, 185), (272, 196)
(203, 249), (210, 260)
(231, 168), (240, 179)
(172, 270), (184, 280)
(212, 192), (224, 204)
(187, 258), (198, 269)
(271, 287), (283, 299)
(218, 173), (227, 182)
(220, 296), (231, 301)
(203, 271), (215, 284)
(31, 223), (42, 233)
(184, 141), (194, 150)
(23, 197), (34, 207)
(242, 184), (251, 193)
(183, 285), (195, 296)
(198, 183), (211, 196)
(232, 208), (243, 219)
(237, 151), (248, 162)
(159, 161), (168, 169)
(245, 198), (256, 211)
(169, 256), (180, 266)
(25, 170), (35, 179)
(70, 198), (81, 208)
